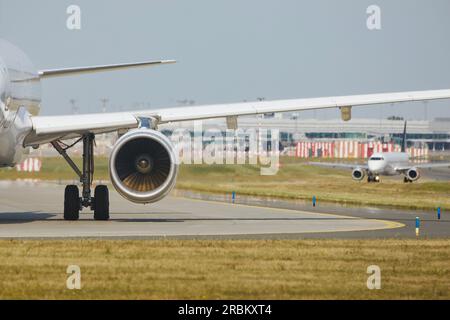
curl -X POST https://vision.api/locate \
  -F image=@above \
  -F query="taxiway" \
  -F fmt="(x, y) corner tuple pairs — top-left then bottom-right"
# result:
(0, 181), (409, 239)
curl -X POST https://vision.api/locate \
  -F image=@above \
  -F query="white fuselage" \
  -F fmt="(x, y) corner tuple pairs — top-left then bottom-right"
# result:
(0, 40), (41, 167)
(367, 152), (409, 176)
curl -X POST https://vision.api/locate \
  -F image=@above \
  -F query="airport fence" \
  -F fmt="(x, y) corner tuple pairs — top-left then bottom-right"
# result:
(295, 141), (428, 159)
(15, 158), (42, 172)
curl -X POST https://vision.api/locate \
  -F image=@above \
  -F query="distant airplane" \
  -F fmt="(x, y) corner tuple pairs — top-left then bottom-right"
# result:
(1, 38), (450, 220)
(310, 122), (450, 183)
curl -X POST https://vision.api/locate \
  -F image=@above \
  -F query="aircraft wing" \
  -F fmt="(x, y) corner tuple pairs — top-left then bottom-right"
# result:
(38, 60), (176, 79)
(138, 89), (450, 123)
(308, 162), (368, 170)
(25, 88), (450, 146)
(395, 162), (450, 172)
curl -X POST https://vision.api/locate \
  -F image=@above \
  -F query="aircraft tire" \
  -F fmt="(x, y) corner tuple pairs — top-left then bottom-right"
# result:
(94, 185), (110, 221)
(64, 185), (80, 221)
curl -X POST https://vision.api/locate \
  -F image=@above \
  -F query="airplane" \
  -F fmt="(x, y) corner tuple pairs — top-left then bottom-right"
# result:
(1, 38), (450, 221)
(309, 122), (450, 183)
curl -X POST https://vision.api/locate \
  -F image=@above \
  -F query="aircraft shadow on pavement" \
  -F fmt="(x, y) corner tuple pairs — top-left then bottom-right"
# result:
(0, 212), (56, 224)
(0, 212), (372, 224)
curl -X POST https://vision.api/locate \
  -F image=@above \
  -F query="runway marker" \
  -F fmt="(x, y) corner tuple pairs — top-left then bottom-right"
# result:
(437, 207), (441, 220)
(415, 217), (420, 237)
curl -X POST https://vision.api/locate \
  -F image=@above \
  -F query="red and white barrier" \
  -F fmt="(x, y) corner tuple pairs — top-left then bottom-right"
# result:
(295, 141), (428, 159)
(16, 158), (42, 172)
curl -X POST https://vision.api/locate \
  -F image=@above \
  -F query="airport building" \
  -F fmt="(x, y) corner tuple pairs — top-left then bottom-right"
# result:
(161, 116), (450, 148)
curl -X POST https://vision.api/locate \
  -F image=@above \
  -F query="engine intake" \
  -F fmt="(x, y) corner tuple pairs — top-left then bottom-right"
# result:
(406, 168), (420, 182)
(109, 129), (178, 204)
(352, 168), (365, 181)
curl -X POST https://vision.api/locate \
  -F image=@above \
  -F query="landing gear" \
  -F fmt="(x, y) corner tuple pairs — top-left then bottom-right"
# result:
(403, 177), (413, 183)
(367, 175), (380, 183)
(52, 133), (110, 221)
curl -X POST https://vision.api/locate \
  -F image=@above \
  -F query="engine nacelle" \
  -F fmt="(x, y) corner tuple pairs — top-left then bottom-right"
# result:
(109, 129), (179, 204)
(352, 168), (365, 181)
(406, 168), (420, 182)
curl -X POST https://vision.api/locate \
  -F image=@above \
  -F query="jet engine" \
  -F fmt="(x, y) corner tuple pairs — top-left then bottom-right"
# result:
(406, 168), (420, 182)
(109, 129), (179, 204)
(351, 168), (365, 181)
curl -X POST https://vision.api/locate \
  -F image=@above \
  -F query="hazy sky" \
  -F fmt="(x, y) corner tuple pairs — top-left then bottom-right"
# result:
(0, 0), (449, 120)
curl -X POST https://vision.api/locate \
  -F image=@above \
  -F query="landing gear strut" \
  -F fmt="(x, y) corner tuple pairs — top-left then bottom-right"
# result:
(367, 175), (380, 183)
(403, 177), (413, 183)
(52, 134), (110, 221)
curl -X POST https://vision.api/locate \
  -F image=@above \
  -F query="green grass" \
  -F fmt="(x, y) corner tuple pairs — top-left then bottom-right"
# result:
(1, 157), (450, 210)
(0, 239), (449, 299)
(176, 157), (450, 210)
(0, 157), (110, 181)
